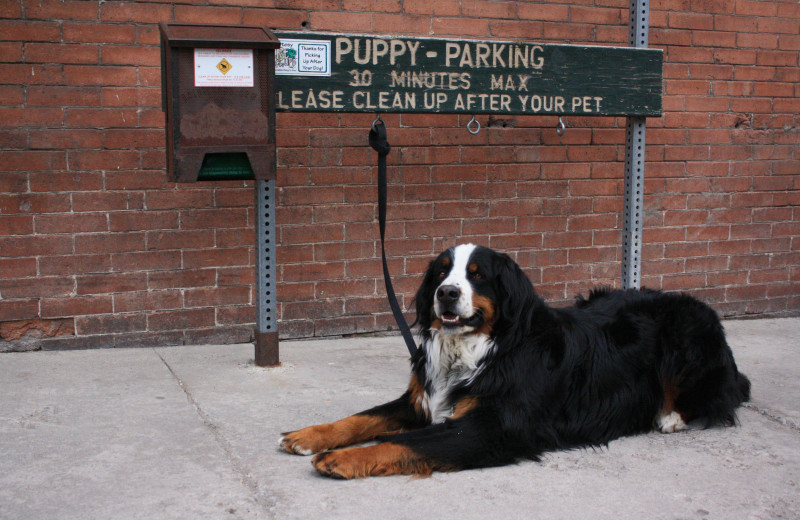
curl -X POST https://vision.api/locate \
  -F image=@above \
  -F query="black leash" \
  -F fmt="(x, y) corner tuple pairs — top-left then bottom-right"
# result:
(369, 117), (418, 357)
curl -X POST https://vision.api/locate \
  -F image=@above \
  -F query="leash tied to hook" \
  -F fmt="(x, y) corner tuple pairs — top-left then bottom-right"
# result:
(369, 116), (419, 357)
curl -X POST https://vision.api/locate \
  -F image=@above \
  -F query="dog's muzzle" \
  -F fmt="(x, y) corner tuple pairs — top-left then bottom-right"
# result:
(436, 285), (467, 327)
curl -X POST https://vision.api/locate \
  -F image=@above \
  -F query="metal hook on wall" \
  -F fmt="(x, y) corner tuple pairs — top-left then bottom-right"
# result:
(556, 116), (566, 136)
(371, 113), (383, 132)
(467, 115), (481, 135)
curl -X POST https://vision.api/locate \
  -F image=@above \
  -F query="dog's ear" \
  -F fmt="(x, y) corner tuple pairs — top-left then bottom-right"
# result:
(411, 259), (439, 332)
(492, 252), (538, 334)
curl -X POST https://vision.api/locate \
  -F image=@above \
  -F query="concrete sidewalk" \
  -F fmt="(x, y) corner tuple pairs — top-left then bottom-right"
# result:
(1, 318), (799, 520)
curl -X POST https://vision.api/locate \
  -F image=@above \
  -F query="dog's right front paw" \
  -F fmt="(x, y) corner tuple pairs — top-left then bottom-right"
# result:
(279, 425), (331, 455)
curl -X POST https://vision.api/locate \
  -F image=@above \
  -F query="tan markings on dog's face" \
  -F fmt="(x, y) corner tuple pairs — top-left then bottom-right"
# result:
(471, 294), (496, 336)
(437, 255), (452, 281)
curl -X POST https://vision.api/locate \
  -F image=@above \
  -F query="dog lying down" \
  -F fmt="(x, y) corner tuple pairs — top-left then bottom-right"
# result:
(280, 244), (751, 479)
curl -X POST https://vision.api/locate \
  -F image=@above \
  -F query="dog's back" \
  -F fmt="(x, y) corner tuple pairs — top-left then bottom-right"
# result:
(568, 287), (750, 429)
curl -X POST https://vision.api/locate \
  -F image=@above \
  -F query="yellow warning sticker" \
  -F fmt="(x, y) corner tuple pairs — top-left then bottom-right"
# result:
(216, 58), (232, 74)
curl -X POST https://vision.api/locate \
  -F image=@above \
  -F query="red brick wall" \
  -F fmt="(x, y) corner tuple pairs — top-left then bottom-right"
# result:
(1, 0), (798, 350)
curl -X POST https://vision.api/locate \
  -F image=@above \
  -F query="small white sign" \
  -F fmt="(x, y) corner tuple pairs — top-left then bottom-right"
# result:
(194, 48), (254, 87)
(275, 39), (331, 76)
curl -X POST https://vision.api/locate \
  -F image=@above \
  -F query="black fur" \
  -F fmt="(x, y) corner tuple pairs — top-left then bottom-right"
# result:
(382, 246), (750, 471)
(287, 245), (751, 477)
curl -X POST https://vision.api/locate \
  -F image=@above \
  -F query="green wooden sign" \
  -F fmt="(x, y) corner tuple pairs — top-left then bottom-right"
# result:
(273, 32), (662, 117)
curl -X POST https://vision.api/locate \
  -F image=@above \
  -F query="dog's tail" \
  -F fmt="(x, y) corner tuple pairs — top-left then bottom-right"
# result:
(736, 371), (751, 404)
(702, 370), (751, 428)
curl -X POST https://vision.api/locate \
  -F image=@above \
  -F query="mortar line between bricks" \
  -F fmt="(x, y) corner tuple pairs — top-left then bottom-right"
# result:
(742, 402), (800, 434)
(153, 348), (277, 518)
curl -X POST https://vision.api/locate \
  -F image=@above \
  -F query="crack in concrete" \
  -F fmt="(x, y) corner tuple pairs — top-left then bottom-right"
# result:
(154, 349), (277, 519)
(743, 402), (800, 433)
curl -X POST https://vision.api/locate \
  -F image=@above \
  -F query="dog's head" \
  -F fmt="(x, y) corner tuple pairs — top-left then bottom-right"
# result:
(414, 244), (536, 338)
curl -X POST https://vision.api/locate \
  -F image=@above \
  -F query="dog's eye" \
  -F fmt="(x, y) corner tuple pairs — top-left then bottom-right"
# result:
(438, 270), (447, 280)
(469, 271), (483, 280)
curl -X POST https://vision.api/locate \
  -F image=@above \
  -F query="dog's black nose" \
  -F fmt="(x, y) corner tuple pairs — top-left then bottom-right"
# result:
(436, 285), (461, 304)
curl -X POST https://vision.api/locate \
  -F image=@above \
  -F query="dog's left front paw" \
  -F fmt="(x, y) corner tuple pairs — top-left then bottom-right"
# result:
(312, 443), (428, 479)
(312, 450), (354, 479)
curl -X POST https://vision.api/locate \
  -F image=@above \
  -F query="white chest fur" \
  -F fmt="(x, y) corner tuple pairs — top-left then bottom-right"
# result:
(421, 331), (495, 423)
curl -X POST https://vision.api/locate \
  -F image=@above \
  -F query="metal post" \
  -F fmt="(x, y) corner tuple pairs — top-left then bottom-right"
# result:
(254, 179), (279, 366)
(621, 0), (650, 289)
(622, 118), (646, 289)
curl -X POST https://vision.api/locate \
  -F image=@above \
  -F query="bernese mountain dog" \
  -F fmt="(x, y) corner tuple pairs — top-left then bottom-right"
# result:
(280, 244), (751, 479)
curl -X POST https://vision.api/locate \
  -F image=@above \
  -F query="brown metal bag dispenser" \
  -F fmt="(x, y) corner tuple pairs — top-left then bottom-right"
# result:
(160, 23), (280, 182)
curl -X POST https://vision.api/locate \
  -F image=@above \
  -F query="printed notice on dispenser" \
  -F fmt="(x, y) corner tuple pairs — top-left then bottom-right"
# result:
(275, 39), (331, 76)
(194, 49), (254, 87)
